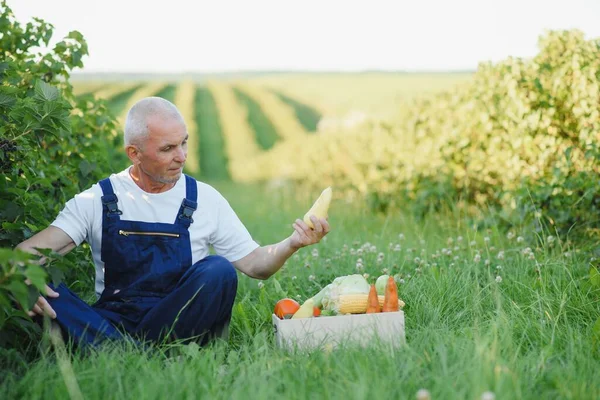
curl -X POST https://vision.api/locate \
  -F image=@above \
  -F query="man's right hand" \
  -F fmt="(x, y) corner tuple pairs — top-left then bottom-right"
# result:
(27, 285), (59, 319)
(15, 226), (75, 320)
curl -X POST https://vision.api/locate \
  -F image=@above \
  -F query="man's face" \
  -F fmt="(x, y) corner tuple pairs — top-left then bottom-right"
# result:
(135, 115), (188, 184)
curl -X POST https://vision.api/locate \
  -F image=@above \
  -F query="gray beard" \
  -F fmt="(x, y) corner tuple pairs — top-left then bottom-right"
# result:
(140, 165), (182, 185)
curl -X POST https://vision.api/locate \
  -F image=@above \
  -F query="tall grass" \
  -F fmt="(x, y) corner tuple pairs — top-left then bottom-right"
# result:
(1, 182), (598, 399)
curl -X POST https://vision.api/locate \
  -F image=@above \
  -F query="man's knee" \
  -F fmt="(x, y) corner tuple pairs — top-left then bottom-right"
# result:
(189, 255), (238, 289)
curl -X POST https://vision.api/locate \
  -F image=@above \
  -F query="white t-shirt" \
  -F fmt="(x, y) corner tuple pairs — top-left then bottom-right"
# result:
(51, 167), (260, 297)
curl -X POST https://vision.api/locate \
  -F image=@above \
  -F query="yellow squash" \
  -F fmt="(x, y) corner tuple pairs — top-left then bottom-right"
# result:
(291, 298), (315, 319)
(303, 187), (333, 229)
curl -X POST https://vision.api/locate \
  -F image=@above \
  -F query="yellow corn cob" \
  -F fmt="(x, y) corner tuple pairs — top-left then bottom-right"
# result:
(338, 294), (369, 314)
(338, 294), (404, 314)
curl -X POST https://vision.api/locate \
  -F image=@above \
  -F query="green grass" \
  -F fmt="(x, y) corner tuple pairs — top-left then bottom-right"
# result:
(1, 182), (599, 399)
(233, 87), (280, 150)
(195, 87), (230, 181)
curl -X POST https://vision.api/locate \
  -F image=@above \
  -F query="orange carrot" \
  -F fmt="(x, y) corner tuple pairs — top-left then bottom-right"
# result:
(366, 284), (380, 313)
(382, 276), (399, 312)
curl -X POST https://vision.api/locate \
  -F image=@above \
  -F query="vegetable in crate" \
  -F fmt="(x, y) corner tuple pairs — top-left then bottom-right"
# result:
(291, 298), (315, 319)
(366, 284), (380, 313)
(382, 275), (399, 312)
(274, 298), (301, 319)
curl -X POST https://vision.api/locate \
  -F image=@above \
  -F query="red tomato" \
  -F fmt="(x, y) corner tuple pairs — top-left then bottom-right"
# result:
(313, 306), (321, 317)
(274, 298), (300, 319)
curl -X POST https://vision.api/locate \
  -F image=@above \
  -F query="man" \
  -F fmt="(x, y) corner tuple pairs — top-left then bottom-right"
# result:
(16, 97), (330, 347)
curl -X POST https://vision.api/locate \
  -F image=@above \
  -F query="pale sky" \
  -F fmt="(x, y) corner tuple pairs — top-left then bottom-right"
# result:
(9, 0), (600, 73)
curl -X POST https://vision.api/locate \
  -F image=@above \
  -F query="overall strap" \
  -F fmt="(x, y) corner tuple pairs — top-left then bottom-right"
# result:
(175, 175), (198, 228)
(99, 178), (122, 218)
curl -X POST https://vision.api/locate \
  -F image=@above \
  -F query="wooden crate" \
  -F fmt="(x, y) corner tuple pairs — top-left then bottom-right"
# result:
(272, 311), (405, 351)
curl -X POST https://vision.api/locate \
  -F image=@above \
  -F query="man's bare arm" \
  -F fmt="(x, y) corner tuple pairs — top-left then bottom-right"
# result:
(15, 226), (77, 318)
(16, 226), (76, 261)
(233, 216), (330, 280)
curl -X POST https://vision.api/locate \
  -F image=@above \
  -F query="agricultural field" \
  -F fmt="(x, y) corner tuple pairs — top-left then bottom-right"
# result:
(70, 72), (470, 183)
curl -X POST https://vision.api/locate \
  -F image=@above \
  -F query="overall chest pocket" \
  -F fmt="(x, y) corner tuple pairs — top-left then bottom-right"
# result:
(104, 228), (185, 286)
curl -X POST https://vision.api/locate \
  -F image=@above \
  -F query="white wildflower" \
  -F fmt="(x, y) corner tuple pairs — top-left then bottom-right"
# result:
(258, 282), (264, 289)
(416, 389), (431, 400)
(517, 236), (524, 243)
(481, 391), (496, 400)
(495, 275), (502, 283)
(474, 254), (481, 263)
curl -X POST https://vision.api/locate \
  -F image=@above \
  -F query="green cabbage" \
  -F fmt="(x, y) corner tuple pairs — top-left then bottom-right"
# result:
(375, 275), (389, 296)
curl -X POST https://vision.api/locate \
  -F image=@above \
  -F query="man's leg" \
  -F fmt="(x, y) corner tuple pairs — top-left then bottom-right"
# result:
(136, 255), (238, 344)
(46, 283), (127, 347)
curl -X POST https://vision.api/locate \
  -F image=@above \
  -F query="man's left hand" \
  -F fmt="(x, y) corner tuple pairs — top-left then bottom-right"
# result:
(290, 215), (330, 250)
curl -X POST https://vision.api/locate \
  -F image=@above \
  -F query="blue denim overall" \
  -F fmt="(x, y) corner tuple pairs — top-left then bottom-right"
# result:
(47, 175), (238, 347)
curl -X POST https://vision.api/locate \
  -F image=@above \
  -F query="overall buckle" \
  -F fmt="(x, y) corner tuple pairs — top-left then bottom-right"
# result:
(178, 199), (197, 223)
(101, 194), (122, 216)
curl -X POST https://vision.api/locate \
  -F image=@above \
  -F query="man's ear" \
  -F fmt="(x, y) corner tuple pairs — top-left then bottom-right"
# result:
(126, 144), (142, 165)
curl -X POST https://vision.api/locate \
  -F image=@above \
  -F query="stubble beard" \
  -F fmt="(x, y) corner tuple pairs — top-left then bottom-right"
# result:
(141, 165), (182, 185)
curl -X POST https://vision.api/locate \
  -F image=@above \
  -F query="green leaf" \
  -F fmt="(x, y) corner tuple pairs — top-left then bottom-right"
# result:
(0, 201), (22, 220)
(590, 266), (600, 288)
(34, 79), (59, 102)
(79, 160), (95, 177)
(24, 265), (47, 290)
(67, 30), (85, 42)
(0, 93), (15, 107)
(6, 280), (29, 311)
(48, 265), (65, 286)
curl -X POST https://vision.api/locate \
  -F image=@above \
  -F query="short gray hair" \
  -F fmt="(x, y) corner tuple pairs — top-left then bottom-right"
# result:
(124, 97), (185, 147)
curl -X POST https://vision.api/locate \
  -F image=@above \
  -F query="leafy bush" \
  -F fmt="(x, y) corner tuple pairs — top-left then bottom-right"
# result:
(0, 1), (127, 350)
